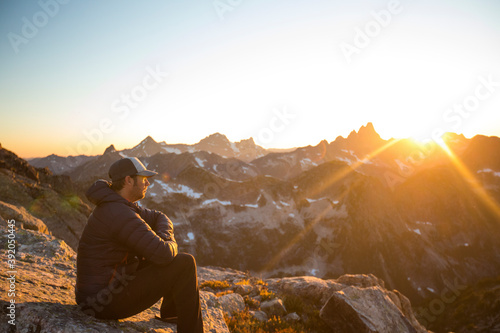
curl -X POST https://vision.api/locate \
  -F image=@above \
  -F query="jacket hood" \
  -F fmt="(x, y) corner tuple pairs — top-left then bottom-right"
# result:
(86, 179), (128, 206)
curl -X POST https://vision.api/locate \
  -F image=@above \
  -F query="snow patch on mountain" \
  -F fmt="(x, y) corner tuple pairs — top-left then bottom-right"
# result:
(202, 198), (232, 206)
(150, 180), (203, 199)
(300, 158), (318, 170)
(195, 156), (206, 167)
(163, 147), (182, 154)
(336, 156), (353, 166)
(478, 168), (500, 177)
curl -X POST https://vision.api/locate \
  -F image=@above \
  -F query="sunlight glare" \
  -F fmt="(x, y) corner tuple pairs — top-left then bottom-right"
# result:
(438, 141), (500, 220)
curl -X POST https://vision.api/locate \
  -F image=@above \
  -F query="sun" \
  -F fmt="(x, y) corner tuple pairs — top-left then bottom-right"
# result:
(434, 136), (451, 152)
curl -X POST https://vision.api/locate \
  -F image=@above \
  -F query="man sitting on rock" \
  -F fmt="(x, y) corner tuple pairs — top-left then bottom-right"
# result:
(75, 157), (204, 333)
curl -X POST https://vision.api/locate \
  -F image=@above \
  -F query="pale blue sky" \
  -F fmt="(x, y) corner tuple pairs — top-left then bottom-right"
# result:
(1, 0), (500, 157)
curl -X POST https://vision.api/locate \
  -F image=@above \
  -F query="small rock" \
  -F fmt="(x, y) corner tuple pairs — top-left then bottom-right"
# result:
(260, 298), (287, 317)
(283, 312), (301, 322)
(218, 293), (245, 315)
(234, 284), (253, 296)
(249, 310), (268, 322)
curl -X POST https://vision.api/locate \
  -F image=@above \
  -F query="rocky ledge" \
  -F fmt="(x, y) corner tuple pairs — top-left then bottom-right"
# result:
(0, 227), (429, 332)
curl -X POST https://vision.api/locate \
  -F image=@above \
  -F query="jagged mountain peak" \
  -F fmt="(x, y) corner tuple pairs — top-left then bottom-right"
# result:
(318, 139), (329, 147)
(347, 122), (381, 141)
(198, 132), (231, 146)
(237, 137), (256, 146)
(133, 136), (160, 151)
(121, 136), (163, 158)
(103, 144), (117, 155)
(138, 135), (157, 145)
(359, 121), (377, 134)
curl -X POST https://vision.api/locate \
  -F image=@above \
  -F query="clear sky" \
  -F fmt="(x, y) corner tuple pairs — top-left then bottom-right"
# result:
(1, 0), (499, 158)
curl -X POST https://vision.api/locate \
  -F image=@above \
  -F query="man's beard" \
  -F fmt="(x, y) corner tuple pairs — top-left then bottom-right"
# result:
(132, 184), (146, 201)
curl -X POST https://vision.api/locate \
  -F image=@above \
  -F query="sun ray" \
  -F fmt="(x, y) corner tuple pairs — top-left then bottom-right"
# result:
(308, 139), (401, 198)
(261, 202), (335, 274)
(261, 139), (402, 274)
(439, 141), (500, 220)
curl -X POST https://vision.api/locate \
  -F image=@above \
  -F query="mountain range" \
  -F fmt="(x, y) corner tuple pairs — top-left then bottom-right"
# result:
(3, 123), (500, 332)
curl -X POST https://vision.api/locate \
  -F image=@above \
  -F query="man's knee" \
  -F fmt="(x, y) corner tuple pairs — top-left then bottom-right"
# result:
(175, 252), (196, 268)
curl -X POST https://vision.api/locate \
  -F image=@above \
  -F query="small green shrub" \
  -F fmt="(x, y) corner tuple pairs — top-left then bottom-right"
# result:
(235, 279), (250, 286)
(216, 290), (234, 297)
(225, 311), (307, 333)
(200, 280), (231, 290)
(283, 294), (305, 314)
(260, 289), (276, 301)
(244, 295), (260, 309)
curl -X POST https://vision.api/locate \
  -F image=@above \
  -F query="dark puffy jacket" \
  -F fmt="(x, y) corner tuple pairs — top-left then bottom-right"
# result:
(75, 180), (178, 303)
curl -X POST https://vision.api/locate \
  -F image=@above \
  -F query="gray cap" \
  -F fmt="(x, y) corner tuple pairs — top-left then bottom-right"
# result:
(108, 157), (157, 181)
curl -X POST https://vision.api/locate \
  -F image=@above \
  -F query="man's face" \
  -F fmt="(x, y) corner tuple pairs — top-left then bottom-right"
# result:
(131, 175), (150, 201)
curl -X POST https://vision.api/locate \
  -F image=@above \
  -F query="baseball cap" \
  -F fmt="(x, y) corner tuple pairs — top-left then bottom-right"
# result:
(108, 157), (157, 181)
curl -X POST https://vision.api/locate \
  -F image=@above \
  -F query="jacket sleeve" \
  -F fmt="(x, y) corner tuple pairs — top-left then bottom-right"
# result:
(110, 204), (178, 265)
(138, 207), (176, 243)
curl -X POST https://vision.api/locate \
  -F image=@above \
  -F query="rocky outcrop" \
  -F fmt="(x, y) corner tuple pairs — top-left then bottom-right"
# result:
(0, 227), (429, 332)
(0, 146), (91, 250)
(266, 275), (428, 333)
(320, 286), (423, 333)
(0, 201), (49, 234)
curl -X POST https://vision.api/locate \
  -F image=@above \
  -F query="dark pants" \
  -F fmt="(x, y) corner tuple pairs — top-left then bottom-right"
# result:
(79, 253), (204, 333)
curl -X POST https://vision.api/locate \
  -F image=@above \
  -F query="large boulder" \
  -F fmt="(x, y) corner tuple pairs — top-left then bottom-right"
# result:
(320, 286), (428, 333)
(267, 275), (343, 304)
(0, 201), (49, 234)
(269, 273), (429, 333)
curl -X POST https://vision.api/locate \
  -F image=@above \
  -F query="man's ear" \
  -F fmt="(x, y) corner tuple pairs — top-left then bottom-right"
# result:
(125, 175), (134, 186)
